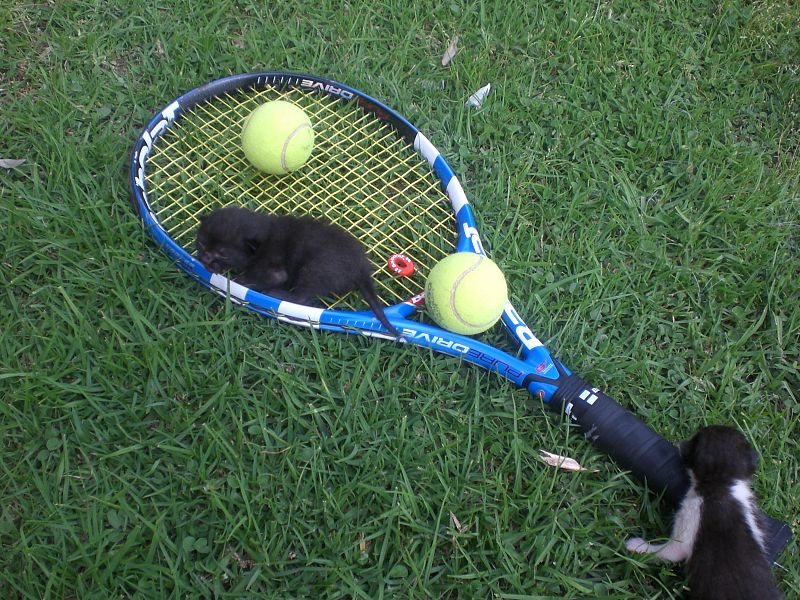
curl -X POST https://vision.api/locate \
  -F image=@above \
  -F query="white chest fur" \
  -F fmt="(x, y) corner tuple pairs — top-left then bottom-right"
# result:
(730, 479), (765, 552)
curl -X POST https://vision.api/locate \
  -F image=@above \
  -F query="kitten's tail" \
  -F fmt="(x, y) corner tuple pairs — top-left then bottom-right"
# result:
(358, 279), (402, 338)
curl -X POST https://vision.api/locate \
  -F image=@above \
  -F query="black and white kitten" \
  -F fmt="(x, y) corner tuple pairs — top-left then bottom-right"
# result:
(626, 425), (782, 600)
(195, 206), (401, 337)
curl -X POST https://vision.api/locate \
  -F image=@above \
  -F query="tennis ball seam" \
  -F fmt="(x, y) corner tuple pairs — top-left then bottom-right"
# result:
(281, 122), (312, 172)
(448, 255), (499, 329)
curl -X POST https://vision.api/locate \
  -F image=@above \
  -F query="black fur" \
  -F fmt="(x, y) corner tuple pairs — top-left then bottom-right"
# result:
(681, 426), (781, 600)
(195, 207), (400, 337)
(626, 425), (782, 599)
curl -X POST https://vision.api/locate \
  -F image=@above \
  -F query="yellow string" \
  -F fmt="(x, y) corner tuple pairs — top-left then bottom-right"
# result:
(147, 85), (456, 310)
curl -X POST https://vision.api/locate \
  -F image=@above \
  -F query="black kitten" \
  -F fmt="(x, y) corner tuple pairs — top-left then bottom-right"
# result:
(626, 425), (782, 600)
(195, 207), (400, 337)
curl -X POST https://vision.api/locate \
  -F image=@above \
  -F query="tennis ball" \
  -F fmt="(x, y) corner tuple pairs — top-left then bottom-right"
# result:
(425, 253), (508, 335)
(241, 100), (314, 175)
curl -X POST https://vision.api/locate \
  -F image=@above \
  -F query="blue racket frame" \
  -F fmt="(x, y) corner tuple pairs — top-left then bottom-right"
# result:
(130, 72), (569, 404)
(130, 72), (791, 562)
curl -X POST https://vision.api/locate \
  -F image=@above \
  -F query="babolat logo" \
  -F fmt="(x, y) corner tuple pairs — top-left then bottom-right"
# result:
(300, 79), (355, 100)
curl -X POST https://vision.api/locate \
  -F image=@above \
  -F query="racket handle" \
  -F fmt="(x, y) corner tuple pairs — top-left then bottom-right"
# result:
(550, 374), (688, 503)
(550, 373), (793, 563)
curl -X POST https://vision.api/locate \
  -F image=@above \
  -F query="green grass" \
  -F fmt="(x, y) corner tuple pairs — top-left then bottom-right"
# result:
(2, 0), (798, 597)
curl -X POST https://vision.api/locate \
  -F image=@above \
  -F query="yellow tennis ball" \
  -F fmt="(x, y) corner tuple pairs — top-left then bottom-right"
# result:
(241, 100), (314, 175)
(425, 253), (508, 335)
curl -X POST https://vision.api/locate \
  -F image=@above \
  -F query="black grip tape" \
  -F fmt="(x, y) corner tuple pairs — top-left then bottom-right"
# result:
(550, 373), (792, 563)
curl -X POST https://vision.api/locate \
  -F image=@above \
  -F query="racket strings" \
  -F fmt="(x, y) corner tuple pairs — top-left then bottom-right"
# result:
(146, 85), (455, 310)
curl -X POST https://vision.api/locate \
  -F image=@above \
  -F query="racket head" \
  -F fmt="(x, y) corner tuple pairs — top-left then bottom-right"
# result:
(130, 72), (486, 336)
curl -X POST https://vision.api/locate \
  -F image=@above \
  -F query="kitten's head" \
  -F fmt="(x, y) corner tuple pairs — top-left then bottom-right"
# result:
(195, 207), (269, 272)
(680, 425), (758, 485)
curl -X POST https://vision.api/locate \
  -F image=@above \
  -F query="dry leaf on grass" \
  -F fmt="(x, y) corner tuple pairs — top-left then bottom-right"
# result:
(0, 158), (26, 169)
(441, 35), (459, 66)
(450, 511), (468, 533)
(538, 449), (598, 472)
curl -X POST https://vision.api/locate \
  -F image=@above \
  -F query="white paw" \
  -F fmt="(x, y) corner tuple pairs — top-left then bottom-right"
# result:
(625, 537), (648, 553)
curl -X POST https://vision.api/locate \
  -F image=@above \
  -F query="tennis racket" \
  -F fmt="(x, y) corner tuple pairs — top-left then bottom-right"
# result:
(129, 72), (791, 562)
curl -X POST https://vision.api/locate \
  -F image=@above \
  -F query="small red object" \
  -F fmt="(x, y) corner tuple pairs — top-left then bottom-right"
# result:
(388, 253), (415, 277)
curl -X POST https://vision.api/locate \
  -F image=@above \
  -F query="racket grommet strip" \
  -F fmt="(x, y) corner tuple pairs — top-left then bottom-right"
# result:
(388, 254), (415, 277)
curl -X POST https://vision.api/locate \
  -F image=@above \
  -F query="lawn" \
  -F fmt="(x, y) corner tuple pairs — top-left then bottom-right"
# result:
(1, 1), (798, 598)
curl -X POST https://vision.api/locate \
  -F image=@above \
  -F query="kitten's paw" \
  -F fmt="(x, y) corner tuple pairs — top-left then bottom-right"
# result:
(625, 537), (649, 553)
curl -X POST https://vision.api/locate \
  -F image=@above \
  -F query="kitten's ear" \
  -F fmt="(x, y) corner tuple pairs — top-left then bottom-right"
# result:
(678, 438), (697, 469)
(749, 448), (759, 472)
(678, 440), (690, 459)
(242, 216), (270, 253)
